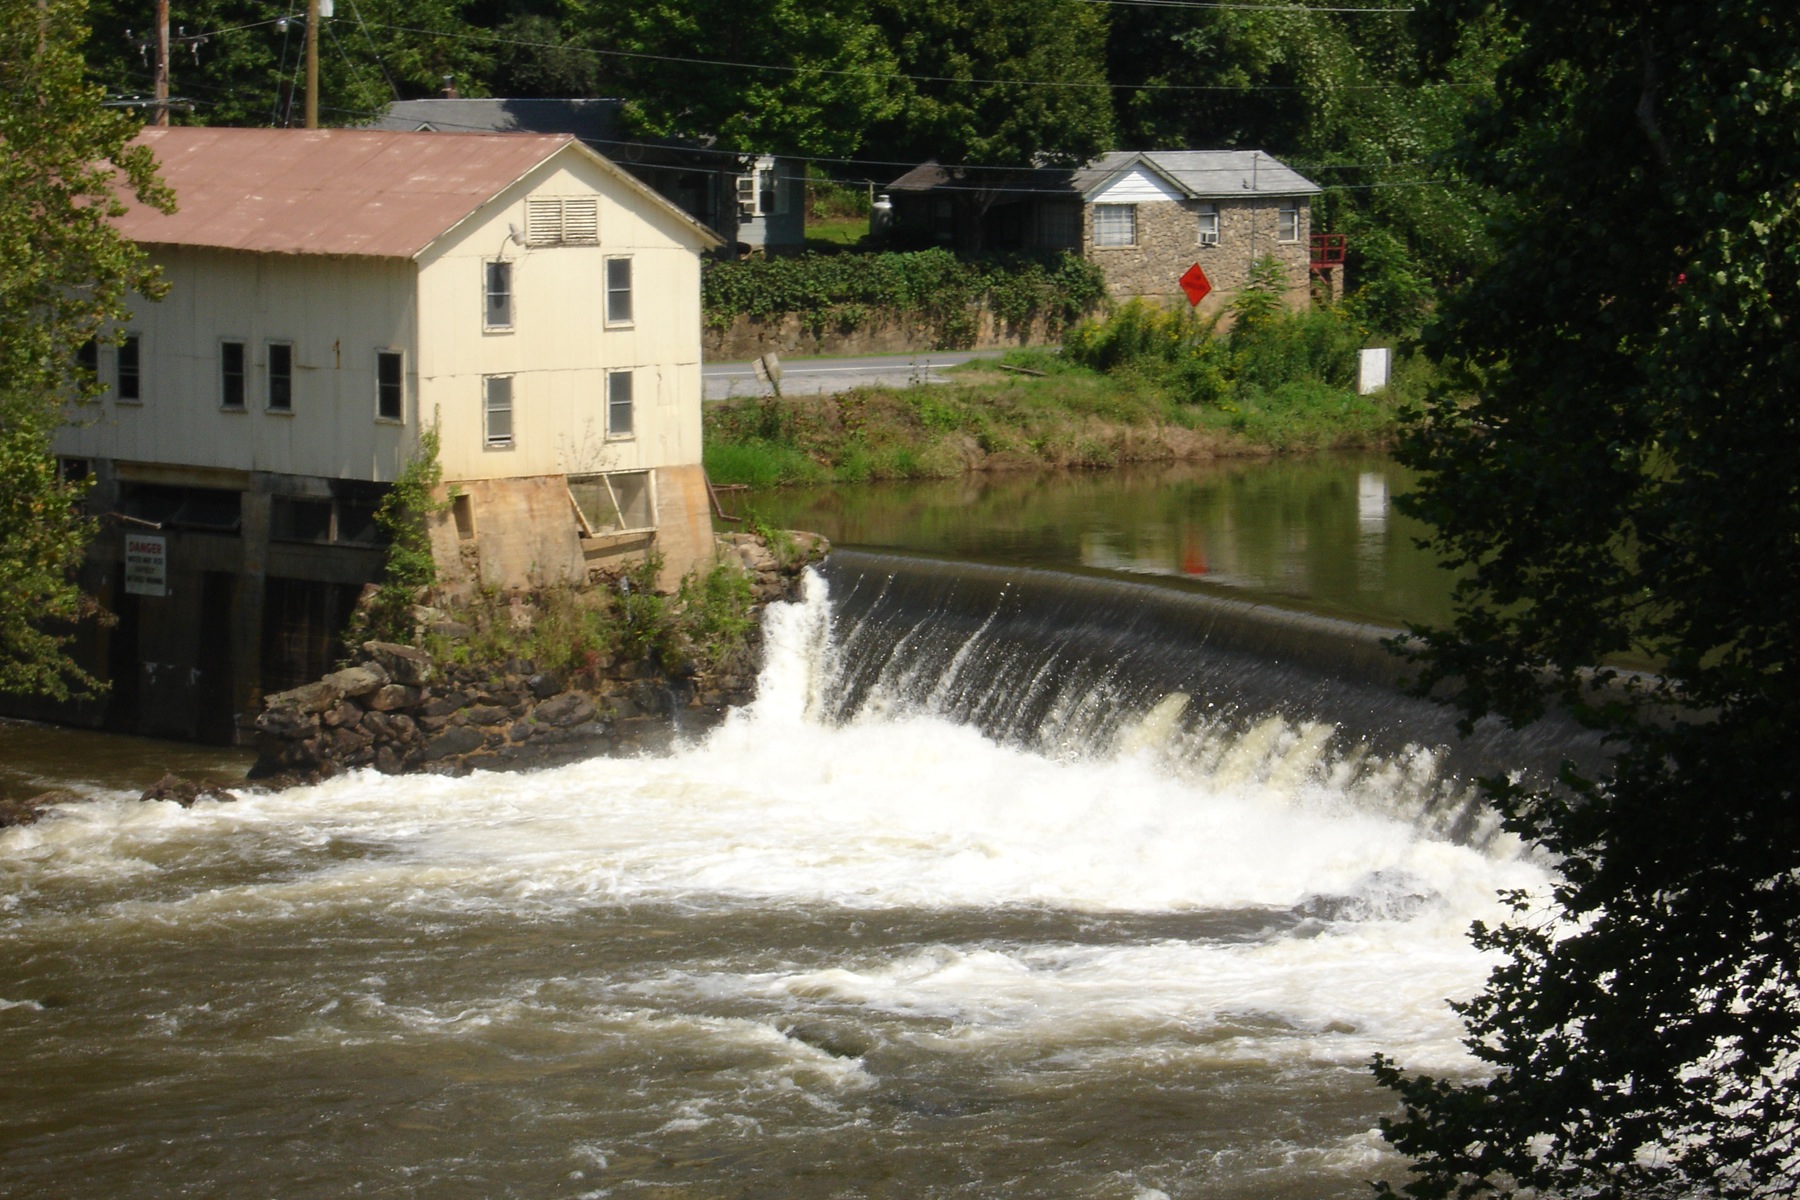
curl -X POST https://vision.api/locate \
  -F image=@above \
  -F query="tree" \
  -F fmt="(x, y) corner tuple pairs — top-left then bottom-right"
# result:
(81, 0), (495, 127)
(864, 0), (1114, 256)
(1374, 2), (1800, 1196)
(1106, 1), (1503, 332)
(1, 0), (171, 697)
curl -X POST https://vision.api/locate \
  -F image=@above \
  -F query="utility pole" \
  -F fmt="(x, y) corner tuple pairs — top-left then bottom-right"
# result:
(304, 0), (319, 128)
(153, 0), (169, 125)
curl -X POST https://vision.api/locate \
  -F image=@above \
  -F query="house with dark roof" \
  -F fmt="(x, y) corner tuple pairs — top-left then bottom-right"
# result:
(888, 150), (1332, 313)
(45, 126), (720, 740)
(368, 98), (804, 256)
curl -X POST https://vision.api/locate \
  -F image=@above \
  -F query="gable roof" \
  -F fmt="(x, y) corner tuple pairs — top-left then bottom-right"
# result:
(369, 98), (629, 142)
(115, 126), (720, 260)
(889, 150), (1320, 202)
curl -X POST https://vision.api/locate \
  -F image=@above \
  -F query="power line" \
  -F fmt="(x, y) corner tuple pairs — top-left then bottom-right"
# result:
(356, 21), (1464, 94)
(1078, 0), (1411, 10)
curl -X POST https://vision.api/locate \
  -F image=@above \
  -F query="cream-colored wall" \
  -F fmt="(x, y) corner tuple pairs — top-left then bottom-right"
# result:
(56, 249), (419, 481)
(414, 153), (707, 485)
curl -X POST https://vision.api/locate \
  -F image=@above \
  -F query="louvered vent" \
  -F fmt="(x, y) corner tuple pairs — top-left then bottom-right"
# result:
(524, 198), (599, 246)
(525, 198), (564, 246)
(562, 199), (598, 244)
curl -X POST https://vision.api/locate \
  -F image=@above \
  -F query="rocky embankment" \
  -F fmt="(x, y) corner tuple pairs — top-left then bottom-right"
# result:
(249, 531), (824, 784)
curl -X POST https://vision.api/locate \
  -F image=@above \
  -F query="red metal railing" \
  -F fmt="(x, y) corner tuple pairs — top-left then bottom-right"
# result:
(1310, 233), (1346, 271)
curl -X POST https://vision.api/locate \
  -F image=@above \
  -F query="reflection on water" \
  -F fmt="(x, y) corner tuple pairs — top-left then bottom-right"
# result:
(730, 453), (1454, 631)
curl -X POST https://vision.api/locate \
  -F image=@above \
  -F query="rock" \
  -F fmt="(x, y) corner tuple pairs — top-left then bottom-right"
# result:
(526, 672), (563, 700)
(423, 726), (486, 761)
(535, 692), (596, 727)
(362, 641), (433, 686)
(140, 773), (238, 808)
(419, 692), (469, 719)
(365, 684), (419, 712)
(321, 663), (389, 698)
(386, 713), (418, 741)
(361, 710), (393, 740)
(0, 789), (78, 828)
(507, 719), (536, 743)
(464, 704), (511, 727)
(322, 700), (361, 729)
(255, 705), (318, 738)
(374, 746), (405, 775)
(265, 679), (342, 715)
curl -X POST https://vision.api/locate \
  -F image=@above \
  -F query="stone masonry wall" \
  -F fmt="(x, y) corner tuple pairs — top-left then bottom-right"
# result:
(1085, 198), (1314, 316)
(247, 531), (826, 783)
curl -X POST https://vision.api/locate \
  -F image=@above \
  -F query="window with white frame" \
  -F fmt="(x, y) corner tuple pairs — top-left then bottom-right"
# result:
(1277, 201), (1301, 242)
(607, 370), (633, 438)
(524, 197), (599, 246)
(1197, 203), (1220, 246)
(484, 375), (514, 447)
(267, 341), (294, 411)
(1093, 204), (1137, 248)
(376, 351), (404, 421)
(484, 260), (513, 330)
(220, 340), (247, 409)
(605, 257), (633, 324)
(568, 470), (656, 537)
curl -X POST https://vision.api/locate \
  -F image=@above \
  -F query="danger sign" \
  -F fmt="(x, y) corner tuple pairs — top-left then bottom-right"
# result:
(124, 532), (168, 597)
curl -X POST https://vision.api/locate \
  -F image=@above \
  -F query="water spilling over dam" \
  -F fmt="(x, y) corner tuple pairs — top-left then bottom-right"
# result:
(0, 559), (1565, 1199)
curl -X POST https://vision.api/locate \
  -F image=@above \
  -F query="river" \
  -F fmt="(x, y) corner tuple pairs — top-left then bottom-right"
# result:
(0, 455), (1552, 1198)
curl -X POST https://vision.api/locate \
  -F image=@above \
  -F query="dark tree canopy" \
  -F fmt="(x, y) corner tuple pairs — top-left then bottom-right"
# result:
(1, 0), (171, 697)
(1377, 1), (1800, 1196)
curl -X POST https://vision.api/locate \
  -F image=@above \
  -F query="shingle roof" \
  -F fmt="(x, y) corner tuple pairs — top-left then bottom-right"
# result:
(369, 98), (628, 142)
(890, 150), (1320, 201)
(114, 127), (630, 259)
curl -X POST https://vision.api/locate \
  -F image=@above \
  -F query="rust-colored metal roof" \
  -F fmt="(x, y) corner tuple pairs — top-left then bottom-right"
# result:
(116, 127), (580, 259)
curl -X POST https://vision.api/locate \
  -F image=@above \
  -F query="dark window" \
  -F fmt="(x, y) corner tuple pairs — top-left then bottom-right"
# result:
(485, 375), (514, 446)
(267, 342), (293, 411)
(608, 370), (633, 438)
(118, 334), (141, 400)
(606, 257), (633, 324)
(485, 260), (512, 329)
(221, 340), (246, 408)
(270, 496), (333, 543)
(376, 351), (403, 420)
(118, 483), (242, 533)
(76, 338), (99, 378)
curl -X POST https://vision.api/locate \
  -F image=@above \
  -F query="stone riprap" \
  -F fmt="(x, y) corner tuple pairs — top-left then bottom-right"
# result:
(249, 532), (825, 783)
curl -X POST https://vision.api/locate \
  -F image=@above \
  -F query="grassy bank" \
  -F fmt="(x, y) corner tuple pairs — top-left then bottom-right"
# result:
(704, 302), (1430, 488)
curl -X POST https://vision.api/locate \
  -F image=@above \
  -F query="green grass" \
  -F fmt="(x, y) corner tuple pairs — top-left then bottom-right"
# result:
(803, 217), (871, 252)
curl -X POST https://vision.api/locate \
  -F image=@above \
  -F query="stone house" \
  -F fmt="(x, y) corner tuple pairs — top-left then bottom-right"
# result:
(37, 126), (720, 741)
(369, 98), (805, 257)
(888, 150), (1333, 314)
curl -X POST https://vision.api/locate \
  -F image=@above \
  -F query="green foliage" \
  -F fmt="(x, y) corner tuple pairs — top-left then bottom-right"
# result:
(362, 427), (446, 642)
(702, 249), (1105, 345)
(83, 0), (496, 127)
(1107, 1), (1502, 330)
(1064, 296), (1368, 420)
(425, 553), (757, 677)
(613, 0), (898, 158)
(1376, 3), (1800, 1197)
(0, 0), (169, 699)
(1227, 255), (1290, 328)
(866, 0), (1114, 168)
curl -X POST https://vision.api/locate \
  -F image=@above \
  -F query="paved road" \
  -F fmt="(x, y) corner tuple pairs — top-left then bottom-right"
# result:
(702, 349), (1007, 401)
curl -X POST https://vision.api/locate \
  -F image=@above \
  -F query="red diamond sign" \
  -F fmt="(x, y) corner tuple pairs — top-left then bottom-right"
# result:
(1180, 262), (1212, 307)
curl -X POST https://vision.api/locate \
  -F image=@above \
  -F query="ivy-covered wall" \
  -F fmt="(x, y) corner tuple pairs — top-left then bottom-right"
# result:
(701, 249), (1106, 357)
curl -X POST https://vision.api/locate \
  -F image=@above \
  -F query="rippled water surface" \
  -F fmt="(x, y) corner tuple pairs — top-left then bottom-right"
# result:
(0, 574), (1545, 1198)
